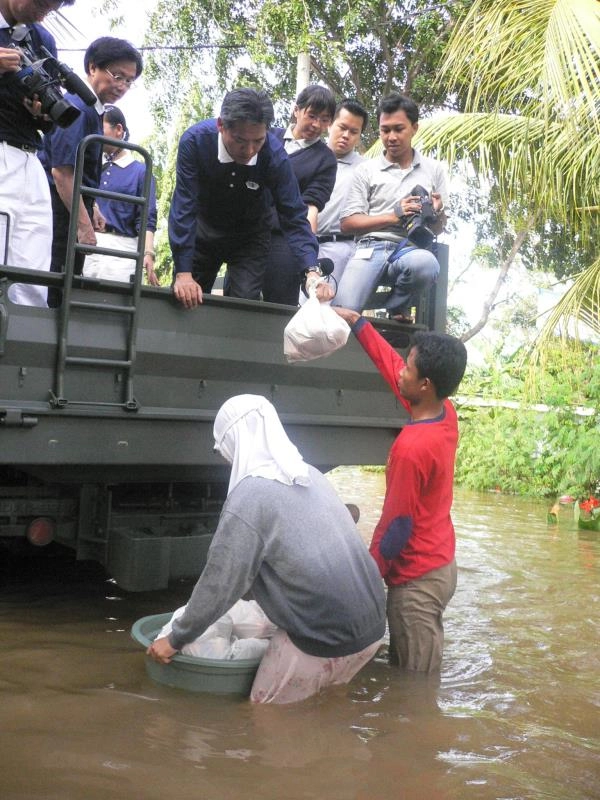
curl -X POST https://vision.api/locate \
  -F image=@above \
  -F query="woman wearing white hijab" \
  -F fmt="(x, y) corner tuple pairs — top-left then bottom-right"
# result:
(148, 394), (385, 704)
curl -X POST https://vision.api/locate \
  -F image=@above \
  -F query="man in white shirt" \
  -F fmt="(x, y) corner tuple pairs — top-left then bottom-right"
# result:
(316, 99), (369, 287)
(0, 0), (76, 305)
(335, 93), (448, 322)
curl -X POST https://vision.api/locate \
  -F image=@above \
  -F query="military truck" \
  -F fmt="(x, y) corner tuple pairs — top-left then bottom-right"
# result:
(0, 137), (447, 590)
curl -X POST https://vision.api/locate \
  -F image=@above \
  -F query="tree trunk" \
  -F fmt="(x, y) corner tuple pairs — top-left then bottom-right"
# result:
(461, 224), (532, 343)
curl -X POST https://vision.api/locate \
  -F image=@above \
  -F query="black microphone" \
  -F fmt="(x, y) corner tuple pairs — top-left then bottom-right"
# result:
(60, 69), (97, 106)
(39, 46), (97, 107)
(317, 257), (334, 277)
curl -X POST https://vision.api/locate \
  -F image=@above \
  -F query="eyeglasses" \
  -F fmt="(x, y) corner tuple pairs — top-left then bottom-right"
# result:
(103, 67), (136, 89)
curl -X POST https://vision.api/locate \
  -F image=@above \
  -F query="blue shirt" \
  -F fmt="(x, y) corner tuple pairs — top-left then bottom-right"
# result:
(168, 118), (318, 275)
(42, 90), (103, 191)
(98, 152), (157, 236)
(0, 21), (57, 150)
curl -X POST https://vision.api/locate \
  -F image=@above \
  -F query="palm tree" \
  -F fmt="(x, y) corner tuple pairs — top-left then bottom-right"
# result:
(413, 0), (600, 353)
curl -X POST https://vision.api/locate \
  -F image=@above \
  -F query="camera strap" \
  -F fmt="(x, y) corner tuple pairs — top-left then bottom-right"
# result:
(388, 239), (413, 262)
(10, 23), (36, 61)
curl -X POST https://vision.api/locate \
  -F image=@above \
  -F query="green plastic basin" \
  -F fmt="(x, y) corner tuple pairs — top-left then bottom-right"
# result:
(131, 613), (261, 695)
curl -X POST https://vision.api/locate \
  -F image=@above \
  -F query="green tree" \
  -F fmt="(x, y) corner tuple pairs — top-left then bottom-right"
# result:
(456, 343), (600, 497)
(414, 0), (600, 349)
(152, 86), (214, 283)
(143, 0), (471, 136)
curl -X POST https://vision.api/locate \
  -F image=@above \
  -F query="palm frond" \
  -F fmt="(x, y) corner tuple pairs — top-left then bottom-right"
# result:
(531, 256), (600, 364)
(440, 0), (600, 125)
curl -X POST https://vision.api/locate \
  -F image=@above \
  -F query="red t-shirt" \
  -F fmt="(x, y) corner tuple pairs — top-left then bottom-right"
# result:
(354, 319), (457, 584)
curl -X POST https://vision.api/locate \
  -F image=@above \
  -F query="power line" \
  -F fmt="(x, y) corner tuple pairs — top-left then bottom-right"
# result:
(58, 43), (247, 52)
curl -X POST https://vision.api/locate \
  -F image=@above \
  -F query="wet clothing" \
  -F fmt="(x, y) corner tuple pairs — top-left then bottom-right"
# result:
(353, 317), (457, 583)
(169, 465), (386, 660)
(387, 559), (457, 672)
(351, 317), (458, 672)
(250, 629), (381, 704)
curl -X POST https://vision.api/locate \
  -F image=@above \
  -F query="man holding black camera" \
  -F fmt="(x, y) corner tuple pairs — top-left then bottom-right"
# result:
(334, 92), (448, 322)
(0, 0), (76, 306)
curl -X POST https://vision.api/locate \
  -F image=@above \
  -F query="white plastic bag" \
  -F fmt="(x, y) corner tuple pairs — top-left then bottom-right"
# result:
(157, 601), (276, 661)
(229, 599), (278, 639)
(158, 605), (236, 658)
(230, 637), (270, 660)
(283, 287), (350, 363)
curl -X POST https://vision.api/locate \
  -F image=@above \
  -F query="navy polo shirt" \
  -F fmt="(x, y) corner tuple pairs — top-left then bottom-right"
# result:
(42, 90), (103, 192)
(98, 152), (157, 236)
(0, 20), (57, 150)
(168, 118), (318, 275)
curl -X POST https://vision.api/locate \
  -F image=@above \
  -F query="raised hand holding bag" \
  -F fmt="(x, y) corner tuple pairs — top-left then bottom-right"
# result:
(283, 284), (350, 363)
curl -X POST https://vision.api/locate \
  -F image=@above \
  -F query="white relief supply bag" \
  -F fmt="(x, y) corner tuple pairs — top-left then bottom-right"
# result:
(229, 599), (278, 640)
(283, 285), (350, 363)
(156, 601), (276, 660)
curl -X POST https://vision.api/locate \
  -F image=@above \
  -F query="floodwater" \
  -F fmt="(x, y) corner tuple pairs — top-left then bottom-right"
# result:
(1, 469), (599, 800)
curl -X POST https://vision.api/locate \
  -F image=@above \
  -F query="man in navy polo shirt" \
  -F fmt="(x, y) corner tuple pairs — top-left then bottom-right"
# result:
(42, 36), (142, 306)
(0, 0), (76, 306)
(169, 87), (321, 309)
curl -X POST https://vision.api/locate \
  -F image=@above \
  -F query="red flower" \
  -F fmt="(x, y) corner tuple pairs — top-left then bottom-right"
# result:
(580, 496), (600, 513)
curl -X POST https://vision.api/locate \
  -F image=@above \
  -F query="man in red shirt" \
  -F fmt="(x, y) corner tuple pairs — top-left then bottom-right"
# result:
(334, 307), (467, 672)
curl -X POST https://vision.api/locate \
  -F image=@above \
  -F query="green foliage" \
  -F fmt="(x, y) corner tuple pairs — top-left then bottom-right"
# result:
(456, 342), (600, 497)
(416, 0), (600, 342)
(143, 0), (472, 138)
(151, 86), (214, 284)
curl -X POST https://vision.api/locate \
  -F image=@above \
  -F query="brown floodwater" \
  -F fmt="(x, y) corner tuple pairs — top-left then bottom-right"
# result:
(1, 469), (599, 800)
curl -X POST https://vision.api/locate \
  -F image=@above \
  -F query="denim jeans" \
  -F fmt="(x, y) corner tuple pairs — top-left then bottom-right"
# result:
(334, 237), (440, 315)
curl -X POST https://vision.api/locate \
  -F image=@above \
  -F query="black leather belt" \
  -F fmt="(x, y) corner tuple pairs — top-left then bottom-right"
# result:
(317, 233), (355, 243)
(1, 139), (38, 153)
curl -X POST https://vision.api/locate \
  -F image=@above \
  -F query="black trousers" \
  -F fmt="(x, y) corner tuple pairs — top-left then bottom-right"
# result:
(261, 229), (303, 306)
(47, 185), (93, 308)
(192, 227), (270, 300)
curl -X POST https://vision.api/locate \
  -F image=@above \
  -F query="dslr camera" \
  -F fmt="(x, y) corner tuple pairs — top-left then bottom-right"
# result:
(401, 184), (438, 250)
(10, 25), (96, 128)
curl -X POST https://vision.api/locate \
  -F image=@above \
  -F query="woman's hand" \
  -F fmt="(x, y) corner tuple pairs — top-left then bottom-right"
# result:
(146, 636), (178, 664)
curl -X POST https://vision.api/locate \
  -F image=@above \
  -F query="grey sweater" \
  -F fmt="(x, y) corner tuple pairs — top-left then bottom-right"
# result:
(170, 466), (386, 658)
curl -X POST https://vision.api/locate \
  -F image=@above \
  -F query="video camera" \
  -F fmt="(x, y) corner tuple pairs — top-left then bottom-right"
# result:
(10, 24), (96, 128)
(402, 184), (438, 250)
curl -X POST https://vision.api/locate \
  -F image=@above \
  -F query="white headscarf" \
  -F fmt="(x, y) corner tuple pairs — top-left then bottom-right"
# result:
(213, 394), (311, 495)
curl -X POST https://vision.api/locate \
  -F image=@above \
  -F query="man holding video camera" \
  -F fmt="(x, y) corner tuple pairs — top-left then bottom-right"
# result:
(334, 92), (448, 323)
(0, 0), (76, 306)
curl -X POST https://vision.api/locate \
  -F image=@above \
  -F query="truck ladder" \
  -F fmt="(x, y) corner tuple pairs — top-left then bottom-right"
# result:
(51, 135), (154, 412)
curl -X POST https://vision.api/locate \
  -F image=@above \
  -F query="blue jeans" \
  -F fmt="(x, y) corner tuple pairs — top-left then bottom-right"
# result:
(334, 237), (440, 315)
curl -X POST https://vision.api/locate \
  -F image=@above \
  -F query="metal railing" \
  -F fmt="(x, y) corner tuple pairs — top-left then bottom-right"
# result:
(51, 134), (154, 412)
